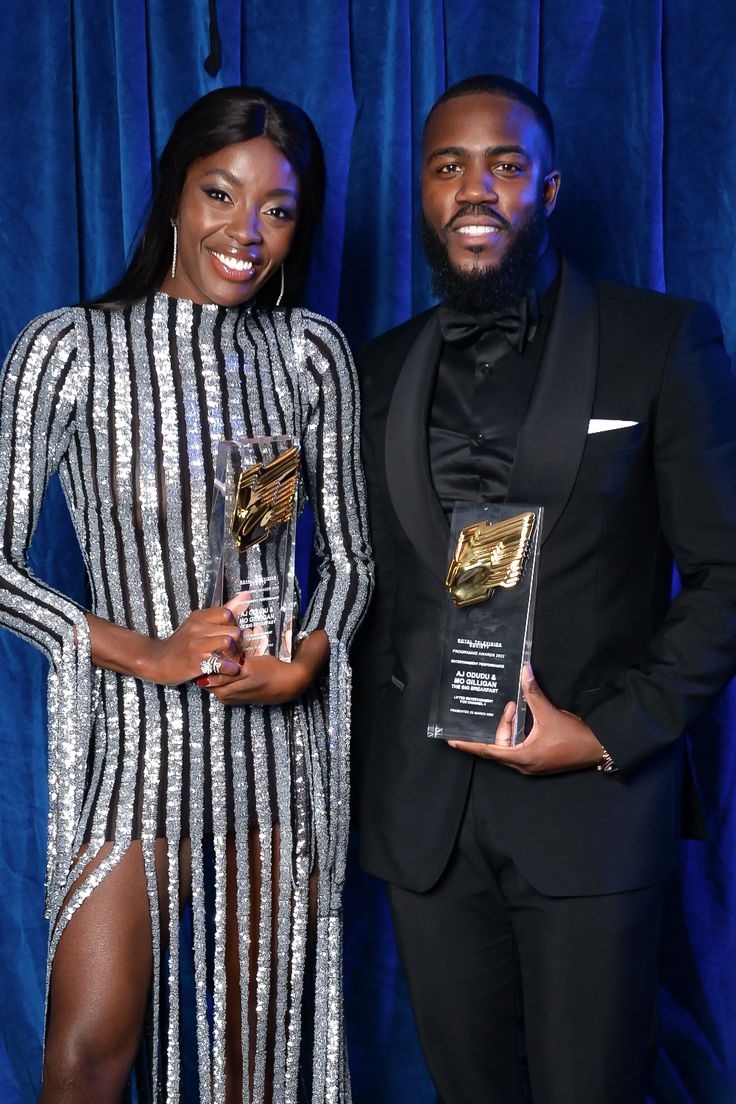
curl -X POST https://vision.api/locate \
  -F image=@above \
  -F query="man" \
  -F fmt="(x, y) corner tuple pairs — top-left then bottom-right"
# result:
(353, 74), (736, 1104)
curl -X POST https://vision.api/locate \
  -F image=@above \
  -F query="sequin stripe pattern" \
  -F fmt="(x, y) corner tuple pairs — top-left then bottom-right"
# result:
(241, 309), (304, 1103)
(0, 310), (95, 915)
(295, 312), (373, 648)
(303, 641), (352, 1102)
(281, 309), (369, 1101)
(0, 294), (373, 1101)
(287, 312), (369, 1101)
(41, 301), (170, 1037)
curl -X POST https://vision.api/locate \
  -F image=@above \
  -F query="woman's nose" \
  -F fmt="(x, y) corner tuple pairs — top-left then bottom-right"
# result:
(227, 205), (263, 244)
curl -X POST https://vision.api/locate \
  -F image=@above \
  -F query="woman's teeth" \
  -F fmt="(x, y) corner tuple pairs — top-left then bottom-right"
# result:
(212, 251), (254, 272)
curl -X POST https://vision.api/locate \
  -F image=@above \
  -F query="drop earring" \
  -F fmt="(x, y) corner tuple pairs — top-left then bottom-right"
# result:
(170, 218), (178, 280)
(276, 264), (285, 308)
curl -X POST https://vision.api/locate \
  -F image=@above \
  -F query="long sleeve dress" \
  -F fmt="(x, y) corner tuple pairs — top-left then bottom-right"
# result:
(0, 291), (373, 1102)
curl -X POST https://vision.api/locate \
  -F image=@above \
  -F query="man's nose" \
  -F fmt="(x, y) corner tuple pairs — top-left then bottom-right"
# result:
(456, 165), (497, 203)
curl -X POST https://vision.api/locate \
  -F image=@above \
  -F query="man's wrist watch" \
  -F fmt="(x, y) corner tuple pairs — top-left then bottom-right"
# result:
(596, 744), (619, 774)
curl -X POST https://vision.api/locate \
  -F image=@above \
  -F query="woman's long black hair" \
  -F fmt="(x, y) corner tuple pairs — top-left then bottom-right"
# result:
(95, 86), (325, 309)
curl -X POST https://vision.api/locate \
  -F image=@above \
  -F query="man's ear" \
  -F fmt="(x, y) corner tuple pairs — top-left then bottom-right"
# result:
(542, 170), (561, 215)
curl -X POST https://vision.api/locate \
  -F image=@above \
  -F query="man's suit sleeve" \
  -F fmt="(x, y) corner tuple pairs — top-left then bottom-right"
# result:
(584, 301), (736, 771)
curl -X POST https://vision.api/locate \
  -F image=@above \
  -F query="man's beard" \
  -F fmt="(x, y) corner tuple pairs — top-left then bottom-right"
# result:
(422, 202), (547, 314)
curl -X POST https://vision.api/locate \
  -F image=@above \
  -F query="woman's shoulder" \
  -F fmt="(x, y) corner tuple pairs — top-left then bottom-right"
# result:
(5, 305), (84, 367)
(250, 307), (354, 374)
(9, 298), (135, 348)
(15, 303), (79, 337)
(297, 307), (346, 336)
(288, 308), (353, 362)
(254, 305), (345, 343)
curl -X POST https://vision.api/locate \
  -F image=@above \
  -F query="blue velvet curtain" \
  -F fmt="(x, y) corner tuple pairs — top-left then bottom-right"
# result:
(1, 2), (735, 1101)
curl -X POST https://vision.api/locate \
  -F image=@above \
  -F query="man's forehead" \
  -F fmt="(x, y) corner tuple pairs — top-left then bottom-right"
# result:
(423, 93), (544, 157)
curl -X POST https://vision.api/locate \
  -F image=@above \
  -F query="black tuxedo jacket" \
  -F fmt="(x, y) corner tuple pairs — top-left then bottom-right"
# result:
(353, 259), (736, 897)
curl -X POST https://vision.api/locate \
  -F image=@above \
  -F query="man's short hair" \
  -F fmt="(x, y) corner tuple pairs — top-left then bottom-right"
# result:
(424, 74), (555, 162)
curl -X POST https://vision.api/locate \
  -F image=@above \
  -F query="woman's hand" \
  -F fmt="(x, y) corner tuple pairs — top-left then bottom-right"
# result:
(201, 627), (330, 706)
(87, 608), (243, 686)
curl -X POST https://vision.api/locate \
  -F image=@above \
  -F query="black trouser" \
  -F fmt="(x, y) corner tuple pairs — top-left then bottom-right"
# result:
(388, 766), (664, 1104)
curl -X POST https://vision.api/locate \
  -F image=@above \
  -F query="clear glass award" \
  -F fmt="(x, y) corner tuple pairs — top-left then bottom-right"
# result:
(205, 435), (299, 662)
(427, 502), (543, 745)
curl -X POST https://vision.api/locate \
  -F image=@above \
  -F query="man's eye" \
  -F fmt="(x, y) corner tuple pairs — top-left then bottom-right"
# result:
(494, 163), (523, 176)
(203, 188), (231, 203)
(438, 162), (462, 175)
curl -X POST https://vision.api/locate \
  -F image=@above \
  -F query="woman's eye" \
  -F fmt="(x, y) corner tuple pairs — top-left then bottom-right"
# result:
(264, 206), (294, 221)
(203, 188), (231, 203)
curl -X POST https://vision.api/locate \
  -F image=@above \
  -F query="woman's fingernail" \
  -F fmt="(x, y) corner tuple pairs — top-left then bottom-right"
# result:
(196, 676), (210, 688)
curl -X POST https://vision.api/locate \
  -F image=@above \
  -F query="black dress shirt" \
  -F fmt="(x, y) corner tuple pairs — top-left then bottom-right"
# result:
(429, 249), (560, 517)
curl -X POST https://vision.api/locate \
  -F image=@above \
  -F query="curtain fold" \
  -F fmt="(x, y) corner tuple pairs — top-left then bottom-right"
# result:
(1, 2), (735, 1100)
(541, 0), (666, 289)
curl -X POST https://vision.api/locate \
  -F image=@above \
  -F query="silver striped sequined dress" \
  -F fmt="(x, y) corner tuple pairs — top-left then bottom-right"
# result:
(0, 292), (373, 1102)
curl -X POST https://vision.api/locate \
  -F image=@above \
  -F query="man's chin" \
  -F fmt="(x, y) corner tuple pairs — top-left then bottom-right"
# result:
(447, 246), (505, 274)
(422, 207), (547, 314)
(451, 257), (501, 279)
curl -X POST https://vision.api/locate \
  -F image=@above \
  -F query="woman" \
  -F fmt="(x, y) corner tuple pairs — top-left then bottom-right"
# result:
(0, 86), (372, 1102)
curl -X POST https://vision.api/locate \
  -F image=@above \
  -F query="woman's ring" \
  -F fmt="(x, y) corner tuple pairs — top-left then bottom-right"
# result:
(200, 652), (223, 676)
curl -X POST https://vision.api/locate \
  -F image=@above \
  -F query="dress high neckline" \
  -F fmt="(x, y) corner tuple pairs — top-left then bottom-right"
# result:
(151, 288), (251, 316)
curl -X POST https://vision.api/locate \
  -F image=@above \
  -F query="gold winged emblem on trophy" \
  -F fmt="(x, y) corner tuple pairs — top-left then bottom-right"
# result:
(230, 443), (301, 552)
(446, 511), (537, 608)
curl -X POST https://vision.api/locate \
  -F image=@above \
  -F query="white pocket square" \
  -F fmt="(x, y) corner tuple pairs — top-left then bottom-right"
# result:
(587, 419), (639, 434)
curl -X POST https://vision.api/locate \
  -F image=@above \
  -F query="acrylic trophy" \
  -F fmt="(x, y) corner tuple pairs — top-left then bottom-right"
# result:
(427, 502), (543, 745)
(206, 435), (299, 662)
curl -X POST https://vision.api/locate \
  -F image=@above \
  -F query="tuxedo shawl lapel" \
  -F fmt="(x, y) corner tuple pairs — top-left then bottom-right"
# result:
(507, 260), (599, 543)
(384, 259), (599, 580)
(385, 311), (450, 583)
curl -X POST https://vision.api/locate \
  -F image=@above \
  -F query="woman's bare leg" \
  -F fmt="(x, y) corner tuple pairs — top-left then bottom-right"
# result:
(41, 841), (155, 1104)
(41, 837), (192, 1104)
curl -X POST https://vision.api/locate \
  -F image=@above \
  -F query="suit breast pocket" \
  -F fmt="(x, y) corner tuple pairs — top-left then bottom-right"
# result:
(582, 421), (647, 462)
(577, 421), (650, 498)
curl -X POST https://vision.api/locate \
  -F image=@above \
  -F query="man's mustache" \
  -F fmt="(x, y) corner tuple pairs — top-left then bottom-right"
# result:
(445, 204), (509, 231)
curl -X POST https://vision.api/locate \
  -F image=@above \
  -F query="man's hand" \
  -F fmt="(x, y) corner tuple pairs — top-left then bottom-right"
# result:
(448, 665), (605, 775)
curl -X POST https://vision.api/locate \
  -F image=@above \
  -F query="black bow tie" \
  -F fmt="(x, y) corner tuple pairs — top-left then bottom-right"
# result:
(438, 291), (539, 355)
